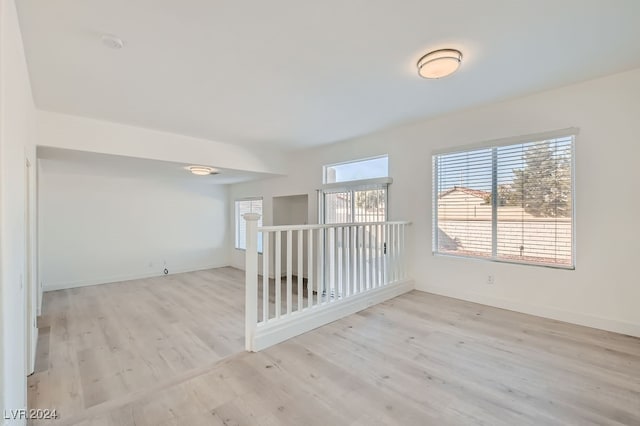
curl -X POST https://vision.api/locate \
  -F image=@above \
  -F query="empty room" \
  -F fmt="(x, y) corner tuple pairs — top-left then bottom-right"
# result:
(1, 0), (639, 425)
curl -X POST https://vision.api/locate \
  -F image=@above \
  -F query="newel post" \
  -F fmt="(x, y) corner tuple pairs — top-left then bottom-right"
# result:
(243, 213), (261, 352)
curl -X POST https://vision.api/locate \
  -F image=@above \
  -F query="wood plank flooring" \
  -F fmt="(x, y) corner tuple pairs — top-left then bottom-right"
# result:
(28, 267), (247, 421)
(30, 269), (640, 425)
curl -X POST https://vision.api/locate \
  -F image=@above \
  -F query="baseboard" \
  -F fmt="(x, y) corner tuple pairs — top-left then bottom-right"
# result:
(43, 262), (230, 292)
(251, 279), (415, 351)
(232, 263), (308, 281)
(418, 285), (640, 338)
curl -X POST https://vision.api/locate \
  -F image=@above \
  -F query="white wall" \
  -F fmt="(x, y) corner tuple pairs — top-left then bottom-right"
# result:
(36, 110), (287, 176)
(0, 0), (37, 423)
(38, 166), (230, 290)
(230, 67), (640, 337)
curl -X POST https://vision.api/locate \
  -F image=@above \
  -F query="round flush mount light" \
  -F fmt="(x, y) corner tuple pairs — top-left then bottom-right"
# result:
(101, 34), (125, 49)
(187, 166), (219, 176)
(417, 49), (462, 79)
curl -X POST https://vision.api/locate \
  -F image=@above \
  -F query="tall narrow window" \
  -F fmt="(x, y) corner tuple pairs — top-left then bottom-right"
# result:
(320, 159), (390, 297)
(235, 198), (263, 252)
(433, 133), (574, 268)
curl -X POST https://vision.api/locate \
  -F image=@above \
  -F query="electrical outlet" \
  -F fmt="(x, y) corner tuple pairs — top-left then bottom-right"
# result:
(487, 275), (495, 285)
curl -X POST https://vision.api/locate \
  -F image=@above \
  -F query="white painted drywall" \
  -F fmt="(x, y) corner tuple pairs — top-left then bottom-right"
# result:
(230, 67), (640, 337)
(0, 0), (37, 422)
(36, 110), (287, 176)
(38, 167), (230, 291)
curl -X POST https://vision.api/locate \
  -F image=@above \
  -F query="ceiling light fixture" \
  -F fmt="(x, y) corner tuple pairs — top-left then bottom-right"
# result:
(187, 166), (218, 176)
(101, 34), (125, 49)
(417, 49), (462, 79)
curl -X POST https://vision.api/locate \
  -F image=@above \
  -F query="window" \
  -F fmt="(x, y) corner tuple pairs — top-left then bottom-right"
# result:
(323, 185), (387, 224)
(321, 156), (389, 224)
(324, 155), (388, 184)
(320, 162), (389, 296)
(235, 198), (263, 252)
(433, 132), (574, 268)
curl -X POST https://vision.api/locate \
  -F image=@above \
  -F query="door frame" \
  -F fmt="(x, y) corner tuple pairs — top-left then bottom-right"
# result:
(25, 157), (37, 375)
(319, 183), (389, 297)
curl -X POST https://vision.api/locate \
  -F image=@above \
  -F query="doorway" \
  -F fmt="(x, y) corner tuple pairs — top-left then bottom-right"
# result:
(272, 194), (309, 279)
(320, 184), (388, 296)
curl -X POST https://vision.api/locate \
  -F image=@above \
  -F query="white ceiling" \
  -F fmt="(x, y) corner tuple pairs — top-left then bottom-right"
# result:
(38, 147), (275, 184)
(17, 0), (640, 150)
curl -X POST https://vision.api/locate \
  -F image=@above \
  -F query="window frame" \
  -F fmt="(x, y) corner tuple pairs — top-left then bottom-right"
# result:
(432, 128), (577, 270)
(319, 181), (390, 225)
(235, 197), (263, 253)
(323, 154), (389, 184)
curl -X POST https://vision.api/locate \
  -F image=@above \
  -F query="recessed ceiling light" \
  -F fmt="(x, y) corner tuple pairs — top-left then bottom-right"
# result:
(417, 49), (462, 79)
(101, 34), (124, 49)
(187, 166), (218, 176)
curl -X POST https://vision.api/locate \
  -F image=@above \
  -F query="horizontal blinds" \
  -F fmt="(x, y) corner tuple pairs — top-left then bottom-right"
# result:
(435, 147), (493, 257)
(235, 199), (263, 250)
(434, 136), (574, 267)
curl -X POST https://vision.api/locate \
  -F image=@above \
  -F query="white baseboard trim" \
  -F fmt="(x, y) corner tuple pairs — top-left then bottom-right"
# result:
(251, 279), (415, 352)
(418, 285), (640, 338)
(43, 262), (230, 292)
(232, 262), (308, 280)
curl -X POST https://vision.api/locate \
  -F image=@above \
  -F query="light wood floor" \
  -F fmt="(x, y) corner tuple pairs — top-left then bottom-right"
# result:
(28, 267), (247, 421)
(31, 269), (640, 425)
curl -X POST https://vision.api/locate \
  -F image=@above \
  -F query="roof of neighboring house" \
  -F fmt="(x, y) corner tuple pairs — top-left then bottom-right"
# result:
(439, 186), (491, 199)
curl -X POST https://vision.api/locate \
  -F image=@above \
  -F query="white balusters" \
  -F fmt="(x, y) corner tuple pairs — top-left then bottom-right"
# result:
(275, 231), (281, 319)
(373, 224), (379, 288)
(262, 232), (269, 322)
(337, 226), (343, 299)
(286, 230), (292, 315)
(381, 225), (384, 285)
(307, 228), (314, 308)
(318, 227), (325, 302)
(246, 220), (411, 352)
(297, 230), (303, 311)
(367, 225), (372, 290)
(329, 227), (335, 301)
(390, 223), (397, 282)
(400, 226), (407, 279)
(350, 226), (356, 296)
(359, 225), (364, 293)
(378, 225), (382, 287)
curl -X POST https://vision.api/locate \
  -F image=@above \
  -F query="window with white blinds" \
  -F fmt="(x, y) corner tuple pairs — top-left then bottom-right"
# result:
(235, 198), (263, 251)
(433, 134), (574, 268)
